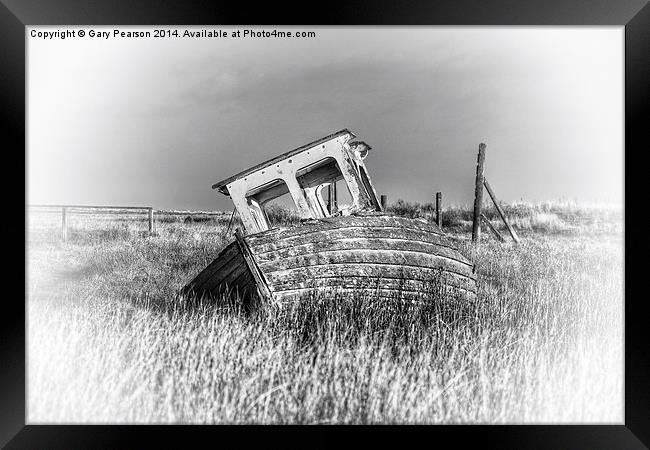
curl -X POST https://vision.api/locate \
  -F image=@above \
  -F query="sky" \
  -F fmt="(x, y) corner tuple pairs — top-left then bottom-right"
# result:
(27, 26), (623, 211)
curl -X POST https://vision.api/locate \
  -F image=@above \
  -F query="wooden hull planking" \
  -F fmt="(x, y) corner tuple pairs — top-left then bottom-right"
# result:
(182, 214), (476, 306)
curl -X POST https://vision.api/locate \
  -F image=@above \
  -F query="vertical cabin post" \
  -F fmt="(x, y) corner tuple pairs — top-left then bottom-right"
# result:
(61, 207), (68, 242)
(229, 192), (262, 234)
(380, 194), (388, 211)
(334, 154), (372, 211)
(283, 175), (314, 220)
(303, 187), (326, 219)
(435, 192), (442, 227)
(327, 185), (332, 213)
(327, 183), (338, 214)
(472, 143), (487, 243)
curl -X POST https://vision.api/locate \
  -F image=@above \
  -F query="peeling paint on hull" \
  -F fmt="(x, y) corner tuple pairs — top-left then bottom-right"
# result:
(182, 213), (477, 308)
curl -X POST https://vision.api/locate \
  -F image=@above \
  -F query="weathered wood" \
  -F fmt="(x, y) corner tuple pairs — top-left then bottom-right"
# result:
(218, 130), (381, 234)
(186, 128), (483, 306)
(327, 182), (337, 214)
(231, 272), (259, 305)
(435, 192), (442, 228)
(269, 271), (477, 294)
(261, 252), (475, 280)
(194, 252), (245, 293)
(275, 285), (476, 303)
(148, 208), (154, 233)
(251, 222), (445, 249)
(266, 263), (476, 283)
(206, 251), (245, 283)
(61, 207), (67, 242)
(358, 166), (382, 212)
(480, 213), (505, 242)
(184, 210), (478, 306)
(196, 268), (255, 302)
(235, 228), (272, 303)
(337, 151), (375, 211)
(251, 227), (462, 260)
(192, 246), (247, 295)
(472, 143), (486, 243)
(227, 267), (255, 292)
(183, 217), (476, 304)
(248, 214), (443, 245)
(483, 178), (520, 243)
(302, 186), (327, 219)
(265, 258), (476, 284)
(218, 257), (250, 288)
(255, 237), (473, 269)
(195, 242), (240, 279)
(283, 175), (315, 221)
(183, 242), (241, 291)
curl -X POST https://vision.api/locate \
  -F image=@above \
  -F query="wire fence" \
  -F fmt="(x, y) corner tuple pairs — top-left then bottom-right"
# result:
(27, 204), (230, 242)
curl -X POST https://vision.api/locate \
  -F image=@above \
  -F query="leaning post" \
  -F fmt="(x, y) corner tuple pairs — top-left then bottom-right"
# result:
(480, 213), (505, 242)
(435, 192), (442, 227)
(471, 143), (487, 243)
(483, 178), (520, 243)
(380, 194), (388, 211)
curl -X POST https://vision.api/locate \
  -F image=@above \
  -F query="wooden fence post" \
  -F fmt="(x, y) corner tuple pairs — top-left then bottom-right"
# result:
(380, 194), (388, 211)
(61, 207), (68, 242)
(472, 143), (487, 243)
(435, 192), (442, 227)
(480, 213), (505, 242)
(148, 208), (154, 233)
(483, 178), (520, 243)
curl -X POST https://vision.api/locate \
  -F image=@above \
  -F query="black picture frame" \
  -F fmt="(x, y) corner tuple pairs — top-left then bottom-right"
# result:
(4, 0), (647, 447)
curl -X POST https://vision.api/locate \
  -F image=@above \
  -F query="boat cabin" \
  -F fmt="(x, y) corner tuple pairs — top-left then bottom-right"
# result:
(212, 129), (383, 234)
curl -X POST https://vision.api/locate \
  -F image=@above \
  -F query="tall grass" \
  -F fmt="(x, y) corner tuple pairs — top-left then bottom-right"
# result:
(27, 202), (623, 423)
(388, 198), (622, 235)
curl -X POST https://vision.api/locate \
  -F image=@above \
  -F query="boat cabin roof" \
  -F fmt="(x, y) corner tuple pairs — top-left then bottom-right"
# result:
(211, 129), (356, 196)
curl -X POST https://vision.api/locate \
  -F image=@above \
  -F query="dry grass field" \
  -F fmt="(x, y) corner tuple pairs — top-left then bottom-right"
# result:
(26, 201), (623, 424)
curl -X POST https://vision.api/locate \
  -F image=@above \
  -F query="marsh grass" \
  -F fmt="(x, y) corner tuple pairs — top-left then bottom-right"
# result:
(27, 202), (623, 423)
(388, 199), (622, 235)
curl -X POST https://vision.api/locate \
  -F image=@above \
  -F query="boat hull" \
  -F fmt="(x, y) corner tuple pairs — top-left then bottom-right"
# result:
(182, 213), (476, 307)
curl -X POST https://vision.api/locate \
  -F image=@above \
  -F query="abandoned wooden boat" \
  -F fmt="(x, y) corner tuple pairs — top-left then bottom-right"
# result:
(182, 129), (476, 308)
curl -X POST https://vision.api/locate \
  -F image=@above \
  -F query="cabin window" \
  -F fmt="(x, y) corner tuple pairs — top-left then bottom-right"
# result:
(245, 179), (300, 229)
(295, 157), (353, 216)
